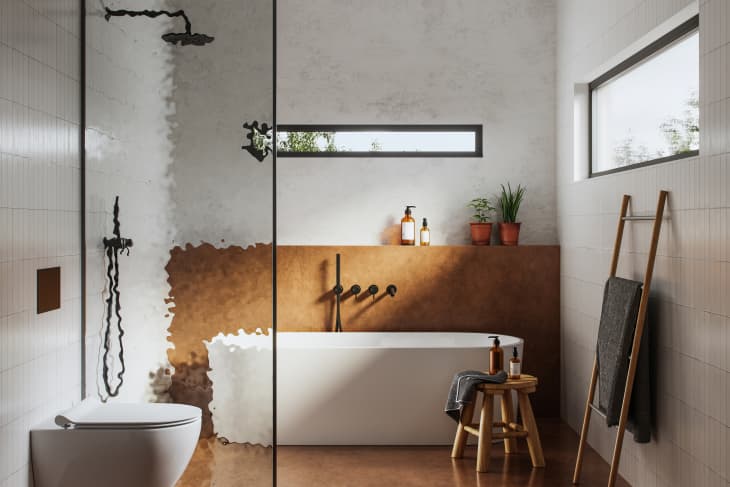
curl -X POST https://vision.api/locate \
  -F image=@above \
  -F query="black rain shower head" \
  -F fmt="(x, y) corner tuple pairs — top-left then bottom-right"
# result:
(104, 8), (215, 46)
(162, 32), (214, 46)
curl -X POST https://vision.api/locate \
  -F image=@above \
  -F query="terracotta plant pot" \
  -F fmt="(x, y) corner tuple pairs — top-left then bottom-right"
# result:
(470, 222), (493, 246)
(498, 222), (521, 246)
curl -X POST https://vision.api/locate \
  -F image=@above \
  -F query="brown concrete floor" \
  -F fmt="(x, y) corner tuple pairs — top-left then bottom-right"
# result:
(176, 439), (273, 487)
(177, 420), (628, 487)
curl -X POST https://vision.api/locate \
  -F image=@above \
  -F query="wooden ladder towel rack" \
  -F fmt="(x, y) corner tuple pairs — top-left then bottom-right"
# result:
(572, 190), (668, 487)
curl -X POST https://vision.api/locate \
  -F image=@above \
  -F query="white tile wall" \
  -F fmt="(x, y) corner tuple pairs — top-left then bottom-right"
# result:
(0, 0), (82, 486)
(557, 0), (730, 485)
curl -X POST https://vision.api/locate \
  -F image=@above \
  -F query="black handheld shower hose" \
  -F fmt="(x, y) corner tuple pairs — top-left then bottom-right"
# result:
(101, 196), (133, 398)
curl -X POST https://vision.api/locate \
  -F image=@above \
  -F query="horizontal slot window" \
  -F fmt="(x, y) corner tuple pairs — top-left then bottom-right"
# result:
(276, 125), (482, 157)
(590, 16), (699, 177)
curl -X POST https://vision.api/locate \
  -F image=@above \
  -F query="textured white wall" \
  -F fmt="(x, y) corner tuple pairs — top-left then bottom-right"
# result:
(84, 0), (176, 403)
(168, 0), (273, 247)
(277, 0), (557, 246)
(0, 0), (82, 485)
(556, 1), (729, 486)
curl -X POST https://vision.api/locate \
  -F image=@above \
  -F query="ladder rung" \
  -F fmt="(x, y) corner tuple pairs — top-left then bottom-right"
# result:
(589, 403), (607, 419)
(622, 215), (657, 221)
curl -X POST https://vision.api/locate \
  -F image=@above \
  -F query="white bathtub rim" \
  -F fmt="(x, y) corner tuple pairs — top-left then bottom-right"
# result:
(275, 331), (523, 350)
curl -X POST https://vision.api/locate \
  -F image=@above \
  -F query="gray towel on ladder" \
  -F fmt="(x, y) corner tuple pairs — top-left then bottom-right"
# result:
(597, 276), (651, 443)
(445, 370), (508, 422)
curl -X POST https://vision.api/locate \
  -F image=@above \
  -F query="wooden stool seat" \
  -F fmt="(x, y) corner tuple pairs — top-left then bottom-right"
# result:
(451, 374), (545, 473)
(477, 375), (538, 392)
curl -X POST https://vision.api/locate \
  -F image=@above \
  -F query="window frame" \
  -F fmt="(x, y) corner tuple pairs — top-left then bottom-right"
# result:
(588, 15), (699, 178)
(276, 124), (483, 158)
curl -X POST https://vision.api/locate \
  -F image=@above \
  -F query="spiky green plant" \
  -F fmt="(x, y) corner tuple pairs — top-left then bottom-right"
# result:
(467, 197), (496, 223)
(498, 183), (526, 223)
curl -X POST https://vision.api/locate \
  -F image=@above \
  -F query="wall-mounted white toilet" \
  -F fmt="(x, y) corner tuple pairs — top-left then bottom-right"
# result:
(31, 398), (201, 487)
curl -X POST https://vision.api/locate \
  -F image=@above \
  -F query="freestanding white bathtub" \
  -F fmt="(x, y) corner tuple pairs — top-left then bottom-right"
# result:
(277, 332), (523, 445)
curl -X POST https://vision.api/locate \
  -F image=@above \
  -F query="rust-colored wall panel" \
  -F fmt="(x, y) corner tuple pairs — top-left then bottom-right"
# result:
(166, 243), (560, 435)
(166, 243), (273, 436)
(167, 242), (273, 365)
(276, 246), (560, 417)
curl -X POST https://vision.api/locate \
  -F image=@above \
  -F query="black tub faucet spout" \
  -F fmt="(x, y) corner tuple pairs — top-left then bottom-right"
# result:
(333, 253), (343, 332)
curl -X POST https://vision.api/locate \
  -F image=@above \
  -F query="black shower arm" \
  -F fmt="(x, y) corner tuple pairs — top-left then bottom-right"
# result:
(104, 8), (193, 35)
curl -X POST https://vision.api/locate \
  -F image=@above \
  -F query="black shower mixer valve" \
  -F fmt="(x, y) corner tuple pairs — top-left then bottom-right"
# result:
(103, 237), (134, 254)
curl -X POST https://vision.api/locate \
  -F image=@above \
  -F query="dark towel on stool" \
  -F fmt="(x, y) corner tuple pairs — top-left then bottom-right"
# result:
(445, 370), (508, 422)
(597, 276), (652, 443)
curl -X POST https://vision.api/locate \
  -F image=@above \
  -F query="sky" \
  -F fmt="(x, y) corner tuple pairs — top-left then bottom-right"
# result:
(277, 131), (476, 152)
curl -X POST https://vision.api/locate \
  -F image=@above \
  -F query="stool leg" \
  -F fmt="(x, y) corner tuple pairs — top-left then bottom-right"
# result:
(476, 392), (494, 473)
(500, 391), (518, 454)
(451, 396), (476, 458)
(518, 391), (545, 468)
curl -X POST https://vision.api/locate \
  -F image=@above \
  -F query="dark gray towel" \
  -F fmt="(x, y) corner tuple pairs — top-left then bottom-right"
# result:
(597, 277), (651, 443)
(627, 319), (651, 442)
(445, 370), (508, 422)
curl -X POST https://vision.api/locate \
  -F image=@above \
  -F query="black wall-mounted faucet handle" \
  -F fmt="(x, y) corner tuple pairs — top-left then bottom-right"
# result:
(333, 284), (344, 295)
(386, 284), (397, 297)
(367, 284), (379, 296)
(350, 284), (361, 295)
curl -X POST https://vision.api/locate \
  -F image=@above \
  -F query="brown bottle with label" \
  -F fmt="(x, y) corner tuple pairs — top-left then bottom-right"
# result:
(509, 346), (521, 380)
(420, 218), (430, 246)
(488, 335), (503, 375)
(400, 205), (416, 245)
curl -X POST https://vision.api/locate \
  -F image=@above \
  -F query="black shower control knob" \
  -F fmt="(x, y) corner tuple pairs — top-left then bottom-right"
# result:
(386, 284), (397, 297)
(350, 284), (361, 295)
(367, 284), (379, 296)
(333, 284), (344, 295)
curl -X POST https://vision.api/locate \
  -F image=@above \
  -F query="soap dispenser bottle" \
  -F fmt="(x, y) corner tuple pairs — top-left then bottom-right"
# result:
(488, 335), (503, 375)
(420, 218), (430, 246)
(509, 346), (521, 379)
(401, 205), (416, 245)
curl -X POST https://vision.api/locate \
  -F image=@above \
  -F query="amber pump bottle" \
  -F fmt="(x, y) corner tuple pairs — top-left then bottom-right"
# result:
(420, 218), (430, 246)
(488, 335), (503, 375)
(400, 205), (416, 245)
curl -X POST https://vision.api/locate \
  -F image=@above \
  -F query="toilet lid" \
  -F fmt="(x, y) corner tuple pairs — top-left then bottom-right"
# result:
(56, 398), (201, 429)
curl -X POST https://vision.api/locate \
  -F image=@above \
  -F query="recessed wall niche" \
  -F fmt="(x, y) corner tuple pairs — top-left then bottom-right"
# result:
(37, 267), (61, 314)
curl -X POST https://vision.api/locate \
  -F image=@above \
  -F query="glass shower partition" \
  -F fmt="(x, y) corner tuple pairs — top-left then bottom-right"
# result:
(84, 1), (275, 485)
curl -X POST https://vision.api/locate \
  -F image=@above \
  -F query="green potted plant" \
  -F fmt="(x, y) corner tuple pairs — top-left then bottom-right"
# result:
(498, 183), (526, 245)
(467, 197), (495, 245)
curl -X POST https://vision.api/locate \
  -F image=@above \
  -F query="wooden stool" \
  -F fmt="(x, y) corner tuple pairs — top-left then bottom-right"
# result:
(451, 374), (545, 473)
